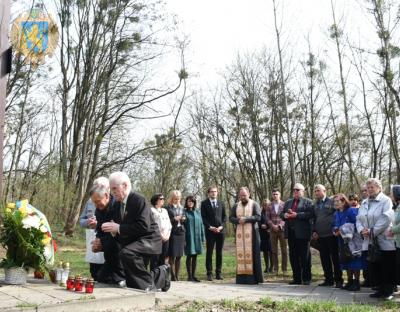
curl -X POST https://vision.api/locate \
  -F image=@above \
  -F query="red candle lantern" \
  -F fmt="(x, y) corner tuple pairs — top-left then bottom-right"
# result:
(74, 276), (83, 292)
(85, 278), (94, 293)
(66, 277), (75, 291)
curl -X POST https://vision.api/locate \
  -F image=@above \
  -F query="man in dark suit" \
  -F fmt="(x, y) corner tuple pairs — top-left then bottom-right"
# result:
(101, 172), (170, 292)
(91, 186), (125, 286)
(312, 184), (343, 288)
(281, 183), (314, 285)
(201, 186), (226, 281)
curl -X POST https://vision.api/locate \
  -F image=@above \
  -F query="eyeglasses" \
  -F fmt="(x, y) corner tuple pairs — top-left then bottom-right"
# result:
(293, 189), (302, 191)
(159, 198), (165, 200)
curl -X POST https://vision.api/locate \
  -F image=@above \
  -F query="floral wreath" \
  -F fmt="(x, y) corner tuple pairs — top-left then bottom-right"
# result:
(1, 200), (55, 270)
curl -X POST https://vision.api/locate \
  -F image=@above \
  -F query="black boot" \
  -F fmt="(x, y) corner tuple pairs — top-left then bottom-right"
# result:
(175, 257), (181, 281)
(347, 280), (360, 291)
(186, 256), (192, 281)
(170, 258), (176, 281)
(191, 255), (200, 282)
(342, 279), (353, 290)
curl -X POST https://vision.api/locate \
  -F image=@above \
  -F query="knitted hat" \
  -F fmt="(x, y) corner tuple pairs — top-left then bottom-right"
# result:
(392, 185), (400, 201)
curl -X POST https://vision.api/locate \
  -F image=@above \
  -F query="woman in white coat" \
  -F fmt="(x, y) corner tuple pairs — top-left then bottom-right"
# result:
(356, 178), (395, 300)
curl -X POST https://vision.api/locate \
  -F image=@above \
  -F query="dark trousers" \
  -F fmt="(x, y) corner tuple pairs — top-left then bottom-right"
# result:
(150, 241), (169, 271)
(205, 231), (225, 275)
(318, 236), (342, 283)
(362, 250), (370, 285)
(97, 248), (125, 284)
(396, 248), (400, 285)
(89, 263), (103, 281)
(369, 250), (396, 295)
(288, 229), (311, 283)
(120, 247), (167, 290)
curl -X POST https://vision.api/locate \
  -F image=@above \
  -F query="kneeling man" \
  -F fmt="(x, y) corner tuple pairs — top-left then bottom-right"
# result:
(91, 186), (125, 285)
(101, 171), (170, 292)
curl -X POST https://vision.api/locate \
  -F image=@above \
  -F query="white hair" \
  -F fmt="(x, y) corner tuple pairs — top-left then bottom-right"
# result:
(294, 183), (305, 190)
(109, 172), (132, 192)
(314, 184), (326, 192)
(366, 178), (382, 190)
(93, 176), (109, 190)
(90, 185), (109, 197)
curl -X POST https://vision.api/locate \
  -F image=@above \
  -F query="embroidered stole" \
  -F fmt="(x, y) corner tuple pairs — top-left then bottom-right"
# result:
(236, 199), (254, 275)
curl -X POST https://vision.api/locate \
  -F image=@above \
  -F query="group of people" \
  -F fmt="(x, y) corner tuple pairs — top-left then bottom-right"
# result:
(79, 173), (400, 300)
(79, 178), (228, 290)
(257, 178), (400, 300)
(79, 172), (170, 292)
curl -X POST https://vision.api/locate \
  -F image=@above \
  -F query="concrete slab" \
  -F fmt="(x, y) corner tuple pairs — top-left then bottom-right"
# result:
(0, 276), (155, 312)
(0, 275), (399, 311)
(155, 280), (400, 308)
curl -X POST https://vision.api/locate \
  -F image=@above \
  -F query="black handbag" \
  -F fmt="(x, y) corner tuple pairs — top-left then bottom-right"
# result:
(367, 230), (381, 263)
(339, 240), (354, 263)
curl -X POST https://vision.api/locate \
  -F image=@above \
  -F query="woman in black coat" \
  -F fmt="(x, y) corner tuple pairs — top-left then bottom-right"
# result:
(166, 190), (186, 281)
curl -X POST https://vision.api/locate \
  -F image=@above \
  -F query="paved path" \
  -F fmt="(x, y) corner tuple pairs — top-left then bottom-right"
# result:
(157, 280), (399, 308)
(0, 276), (398, 311)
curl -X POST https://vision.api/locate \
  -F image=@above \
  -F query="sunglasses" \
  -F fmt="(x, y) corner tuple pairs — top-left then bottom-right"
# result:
(159, 197), (165, 200)
(293, 189), (302, 191)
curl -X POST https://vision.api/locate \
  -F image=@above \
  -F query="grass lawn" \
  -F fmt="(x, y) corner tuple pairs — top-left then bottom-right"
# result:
(53, 232), (325, 282)
(165, 297), (400, 312)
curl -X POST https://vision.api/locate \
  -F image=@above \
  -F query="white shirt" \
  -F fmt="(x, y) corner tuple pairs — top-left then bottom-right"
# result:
(273, 203), (279, 214)
(209, 198), (217, 207)
(151, 207), (172, 241)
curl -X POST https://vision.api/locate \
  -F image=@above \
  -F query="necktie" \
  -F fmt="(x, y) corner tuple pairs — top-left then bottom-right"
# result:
(212, 201), (217, 209)
(120, 202), (125, 220)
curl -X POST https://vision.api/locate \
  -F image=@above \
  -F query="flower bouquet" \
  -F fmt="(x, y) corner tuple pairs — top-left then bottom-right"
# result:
(0, 200), (54, 280)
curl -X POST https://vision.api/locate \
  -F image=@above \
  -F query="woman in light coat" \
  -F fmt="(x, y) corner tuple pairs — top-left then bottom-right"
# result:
(150, 193), (172, 270)
(356, 178), (395, 300)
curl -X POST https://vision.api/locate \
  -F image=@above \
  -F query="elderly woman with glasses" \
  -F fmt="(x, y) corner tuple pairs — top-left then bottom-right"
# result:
(150, 193), (172, 270)
(356, 178), (395, 300)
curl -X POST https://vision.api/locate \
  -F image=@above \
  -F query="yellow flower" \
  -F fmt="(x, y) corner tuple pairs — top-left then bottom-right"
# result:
(7, 203), (16, 209)
(19, 199), (28, 209)
(5, 208), (11, 213)
(42, 235), (51, 246)
(19, 205), (27, 216)
(18, 199), (30, 216)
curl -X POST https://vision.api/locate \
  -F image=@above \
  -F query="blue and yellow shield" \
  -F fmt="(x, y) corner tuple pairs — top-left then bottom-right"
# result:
(11, 9), (58, 66)
(21, 21), (49, 54)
